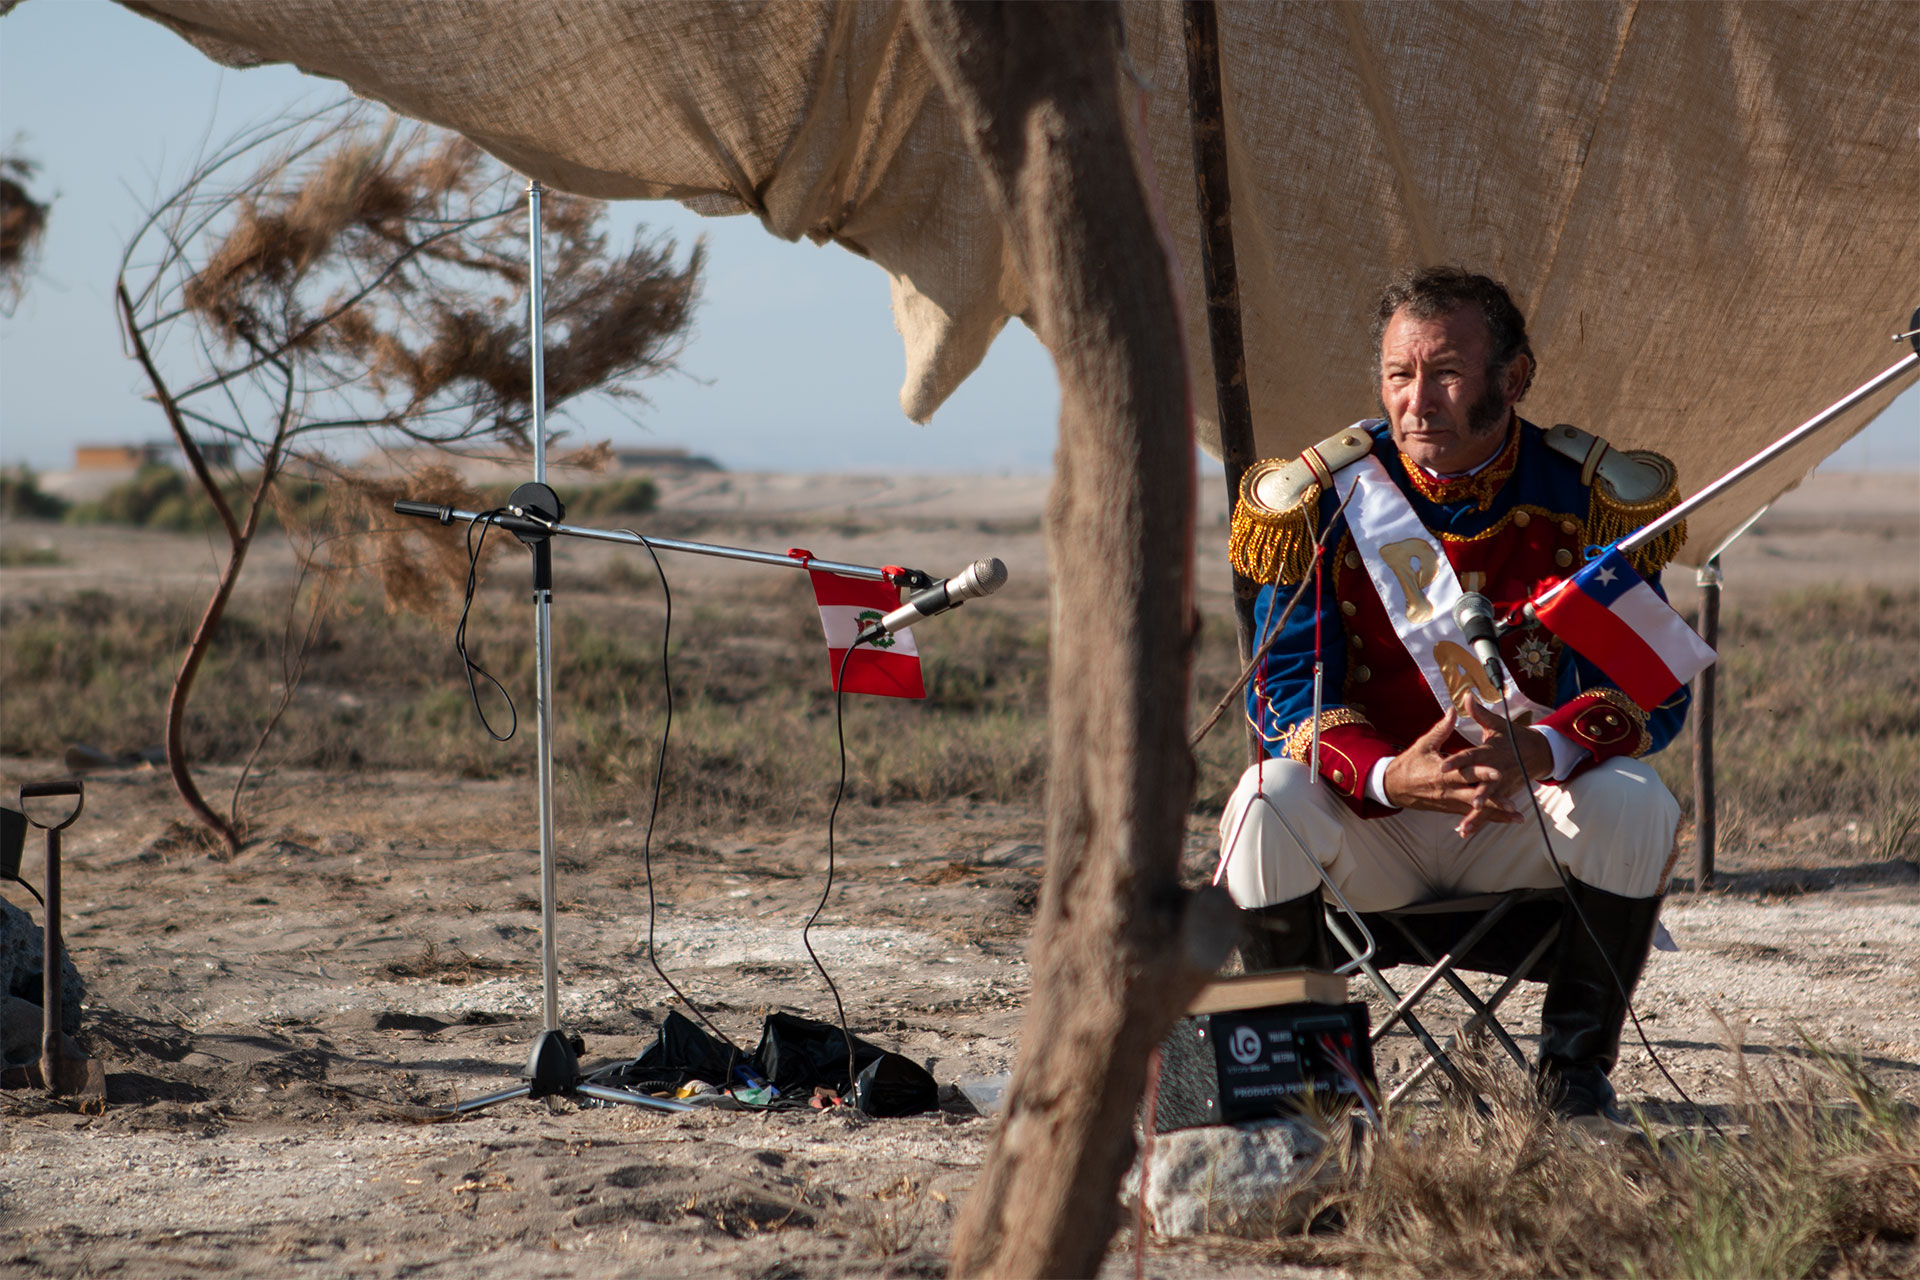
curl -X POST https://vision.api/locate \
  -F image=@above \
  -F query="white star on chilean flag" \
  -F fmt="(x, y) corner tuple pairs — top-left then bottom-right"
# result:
(1531, 547), (1716, 710)
(808, 569), (926, 699)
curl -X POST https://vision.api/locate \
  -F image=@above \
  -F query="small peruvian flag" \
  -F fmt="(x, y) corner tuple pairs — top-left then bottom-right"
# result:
(808, 569), (926, 699)
(1531, 547), (1717, 711)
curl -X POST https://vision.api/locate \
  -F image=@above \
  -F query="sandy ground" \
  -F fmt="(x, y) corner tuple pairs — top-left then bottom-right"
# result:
(1, 470), (1916, 1279)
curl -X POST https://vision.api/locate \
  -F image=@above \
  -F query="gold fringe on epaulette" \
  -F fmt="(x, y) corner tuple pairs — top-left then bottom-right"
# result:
(1589, 477), (1685, 577)
(1230, 484), (1320, 584)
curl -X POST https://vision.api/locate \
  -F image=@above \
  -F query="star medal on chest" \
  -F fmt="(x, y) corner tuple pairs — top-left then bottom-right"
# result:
(1514, 628), (1555, 679)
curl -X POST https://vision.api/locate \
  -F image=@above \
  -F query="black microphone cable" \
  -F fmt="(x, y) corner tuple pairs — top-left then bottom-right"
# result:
(1492, 682), (1722, 1136)
(616, 529), (745, 1063)
(802, 639), (863, 1099)
(455, 509), (518, 741)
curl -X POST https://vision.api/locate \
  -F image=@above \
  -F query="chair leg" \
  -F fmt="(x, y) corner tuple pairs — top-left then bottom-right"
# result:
(1385, 912), (1560, 1073)
(1386, 924), (1560, 1106)
(1326, 912), (1483, 1107)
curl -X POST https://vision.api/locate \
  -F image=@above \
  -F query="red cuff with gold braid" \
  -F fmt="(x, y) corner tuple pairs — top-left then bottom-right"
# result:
(1539, 687), (1651, 780)
(1284, 715), (1402, 819)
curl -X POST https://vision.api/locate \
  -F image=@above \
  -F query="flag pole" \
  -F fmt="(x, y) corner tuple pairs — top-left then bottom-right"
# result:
(1619, 348), (1918, 558)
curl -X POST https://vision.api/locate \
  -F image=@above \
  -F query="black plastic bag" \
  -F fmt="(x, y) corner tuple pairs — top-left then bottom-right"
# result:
(752, 1012), (937, 1117)
(586, 1010), (739, 1093)
(591, 1010), (938, 1117)
(849, 1049), (940, 1118)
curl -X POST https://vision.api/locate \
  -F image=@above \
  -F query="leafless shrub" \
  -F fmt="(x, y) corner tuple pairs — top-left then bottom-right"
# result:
(329, 464), (501, 620)
(115, 100), (701, 853)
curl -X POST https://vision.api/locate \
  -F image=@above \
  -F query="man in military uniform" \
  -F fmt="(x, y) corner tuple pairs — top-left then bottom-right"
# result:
(1218, 267), (1689, 1121)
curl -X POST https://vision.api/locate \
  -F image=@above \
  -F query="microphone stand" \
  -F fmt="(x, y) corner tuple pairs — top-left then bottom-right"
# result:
(394, 182), (962, 1116)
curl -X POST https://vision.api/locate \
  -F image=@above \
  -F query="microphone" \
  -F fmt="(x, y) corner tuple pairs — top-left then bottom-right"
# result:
(1453, 591), (1505, 683)
(856, 558), (1008, 644)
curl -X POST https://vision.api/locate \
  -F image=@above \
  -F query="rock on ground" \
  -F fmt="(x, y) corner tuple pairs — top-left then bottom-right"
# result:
(2, 897), (83, 1054)
(1125, 1118), (1327, 1239)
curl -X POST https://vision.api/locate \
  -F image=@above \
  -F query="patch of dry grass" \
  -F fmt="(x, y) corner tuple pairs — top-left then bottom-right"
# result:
(1247, 1043), (1920, 1279)
(3, 580), (1911, 852)
(1654, 585), (1920, 869)
(384, 940), (526, 985)
(0, 574), (1051, 831)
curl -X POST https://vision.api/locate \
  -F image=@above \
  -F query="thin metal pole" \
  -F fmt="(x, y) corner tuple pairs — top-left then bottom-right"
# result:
(392, 501), (920, 582)
(527, 179), (559, 1031)
(534, 573), (558, 1030)
(1621, 352), (1918, 556)
(528, 181), (547, 485)
(1692, 555), (1722, 891)
(1183, 0), (1263, 765)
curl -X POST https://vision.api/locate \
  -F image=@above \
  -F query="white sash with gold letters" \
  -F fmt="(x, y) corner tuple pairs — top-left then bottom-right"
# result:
(1334, 454), (1552, 742)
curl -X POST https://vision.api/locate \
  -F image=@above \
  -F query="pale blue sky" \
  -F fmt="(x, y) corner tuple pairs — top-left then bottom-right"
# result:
(2, 0), (1914, 476)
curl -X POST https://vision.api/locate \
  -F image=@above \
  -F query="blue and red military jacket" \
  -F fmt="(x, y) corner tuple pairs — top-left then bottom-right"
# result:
(1243, 416), (1690, 818)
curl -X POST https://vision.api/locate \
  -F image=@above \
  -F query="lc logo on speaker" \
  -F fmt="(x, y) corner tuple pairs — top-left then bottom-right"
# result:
(1228, 1024), (1263, 1065)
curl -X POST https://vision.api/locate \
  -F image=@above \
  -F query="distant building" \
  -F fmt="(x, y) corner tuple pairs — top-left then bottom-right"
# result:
(73, 440), (234, 471)
(35, 439), (237, 503)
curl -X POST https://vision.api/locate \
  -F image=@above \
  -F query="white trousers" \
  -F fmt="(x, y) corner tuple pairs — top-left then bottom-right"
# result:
(1218, 758), (1680, 910)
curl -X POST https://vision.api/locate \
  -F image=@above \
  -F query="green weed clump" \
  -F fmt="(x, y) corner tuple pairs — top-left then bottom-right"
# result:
(474, 474), (659, 520)
(1251, 1045), (1919, 1279)
(61, 464), (329, 533)
(0, 466), (67, 520)
(0, 542), (60, 567)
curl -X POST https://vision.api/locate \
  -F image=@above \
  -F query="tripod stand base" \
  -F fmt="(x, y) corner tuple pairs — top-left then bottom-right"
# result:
(449, 1028), (695, 1116)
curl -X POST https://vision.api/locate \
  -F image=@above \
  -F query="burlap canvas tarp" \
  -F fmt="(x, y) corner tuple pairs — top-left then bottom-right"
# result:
(121, 0), (1919, 562)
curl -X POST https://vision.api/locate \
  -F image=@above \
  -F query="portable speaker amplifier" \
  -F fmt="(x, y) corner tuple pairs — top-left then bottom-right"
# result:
(1153, 1000), (1374, 1132)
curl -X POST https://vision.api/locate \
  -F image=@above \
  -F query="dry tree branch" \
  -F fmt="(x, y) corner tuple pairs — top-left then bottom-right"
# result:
(230, 510), (338, 827)
(167, 210), (511, 405)
(118, 281), (243, 546)
(116, 99), (701, 852)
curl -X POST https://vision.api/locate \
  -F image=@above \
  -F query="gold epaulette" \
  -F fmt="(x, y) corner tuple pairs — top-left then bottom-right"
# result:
(1229, 425), (1373, 583)
(1543, 424), (1686, 576)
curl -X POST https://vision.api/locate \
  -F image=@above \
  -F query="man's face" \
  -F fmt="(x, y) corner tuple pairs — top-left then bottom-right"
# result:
(1377, 306), (1527, 475)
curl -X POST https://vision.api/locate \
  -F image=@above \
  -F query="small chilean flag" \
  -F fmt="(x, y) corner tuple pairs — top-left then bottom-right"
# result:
(808, 570), (926, 699)
(1532, 547), (1717, 711)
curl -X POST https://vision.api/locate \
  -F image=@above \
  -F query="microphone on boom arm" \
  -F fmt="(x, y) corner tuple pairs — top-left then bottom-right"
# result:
(856, 557), (1008, 645)
(1453, 591), (1506, 685)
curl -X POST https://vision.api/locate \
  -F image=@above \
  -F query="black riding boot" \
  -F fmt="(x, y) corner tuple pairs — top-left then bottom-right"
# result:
(1236, 894), (1331, 972)
(1537, 879), (1663, 1123)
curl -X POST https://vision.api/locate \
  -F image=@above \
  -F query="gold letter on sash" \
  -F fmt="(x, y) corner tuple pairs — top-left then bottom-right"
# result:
(1433, 640), (1500, 712)
(1380, 538), (1439, 623)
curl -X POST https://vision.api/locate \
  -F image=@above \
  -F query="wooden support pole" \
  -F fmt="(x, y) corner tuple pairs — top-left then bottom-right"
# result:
(1183, 0), (1263, 764)
(1692, 555), (1722, 890)
(909, 4), (1233, 1273)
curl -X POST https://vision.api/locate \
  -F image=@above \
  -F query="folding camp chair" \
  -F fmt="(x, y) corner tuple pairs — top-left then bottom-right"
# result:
(1323, 888), (1565, 1107)
(1242, 786), (1570, 1108)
